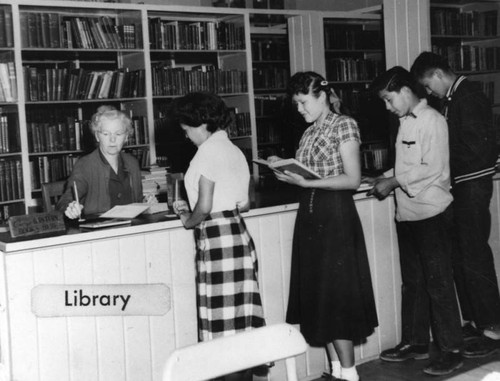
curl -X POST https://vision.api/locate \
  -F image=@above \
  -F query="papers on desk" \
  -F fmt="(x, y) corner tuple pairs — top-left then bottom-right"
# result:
(100, 204), (151, 219)
(79, 218), (132, 229)
(130, 202), (171, 215)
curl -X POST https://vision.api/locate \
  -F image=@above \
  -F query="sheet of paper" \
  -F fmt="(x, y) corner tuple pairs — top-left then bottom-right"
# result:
(100, 204), (150, 219)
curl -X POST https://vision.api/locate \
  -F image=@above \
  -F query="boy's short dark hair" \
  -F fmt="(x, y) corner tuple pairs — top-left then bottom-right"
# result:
(370, 66), (418, 95)
(410, 51), (452, 79)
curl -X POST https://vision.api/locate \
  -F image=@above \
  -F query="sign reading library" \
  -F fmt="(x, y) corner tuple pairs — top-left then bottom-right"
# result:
(31, 284), (170, 317)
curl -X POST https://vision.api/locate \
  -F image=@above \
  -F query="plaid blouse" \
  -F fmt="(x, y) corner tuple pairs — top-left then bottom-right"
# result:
(296, 111), (360, 178)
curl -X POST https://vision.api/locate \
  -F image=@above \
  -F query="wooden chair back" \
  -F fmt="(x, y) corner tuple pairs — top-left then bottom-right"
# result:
(162, 323), (307, 381)
(41, 180), (66, 212)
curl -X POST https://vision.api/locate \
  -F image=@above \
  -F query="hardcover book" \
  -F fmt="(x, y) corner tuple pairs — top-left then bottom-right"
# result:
(253, 158), (321, 179)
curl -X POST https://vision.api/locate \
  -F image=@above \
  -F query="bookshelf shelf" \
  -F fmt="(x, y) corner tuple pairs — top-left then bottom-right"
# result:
(0, 152), (21, 157)
(0, 0), (398, 220)
(430, 0), (500, 144)
(323, 15), (389, 172)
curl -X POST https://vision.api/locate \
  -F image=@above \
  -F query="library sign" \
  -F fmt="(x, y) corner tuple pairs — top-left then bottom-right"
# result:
(31, 284), (170, 317)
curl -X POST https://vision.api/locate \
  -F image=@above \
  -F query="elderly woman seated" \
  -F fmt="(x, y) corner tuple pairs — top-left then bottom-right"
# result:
(57, 106), (143, 219)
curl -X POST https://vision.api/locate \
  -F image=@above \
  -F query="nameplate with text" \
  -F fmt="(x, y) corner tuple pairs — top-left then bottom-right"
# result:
(8, 211), (65, 238)
(31, 284), (171, 317)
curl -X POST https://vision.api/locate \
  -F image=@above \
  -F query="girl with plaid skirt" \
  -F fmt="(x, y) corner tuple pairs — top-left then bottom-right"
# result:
(268, 72), (378, 381)
(170, 92), (265, 344)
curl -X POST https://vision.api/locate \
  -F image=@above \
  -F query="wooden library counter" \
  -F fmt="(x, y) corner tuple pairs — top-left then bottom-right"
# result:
(2, 180), (498, 381)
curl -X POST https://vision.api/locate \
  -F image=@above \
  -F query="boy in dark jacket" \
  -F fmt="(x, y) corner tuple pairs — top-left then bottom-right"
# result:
(411, 52), (500, 358)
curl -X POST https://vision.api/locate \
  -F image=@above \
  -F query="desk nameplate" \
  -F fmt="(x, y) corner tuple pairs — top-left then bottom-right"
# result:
(8, 211), (65, 238)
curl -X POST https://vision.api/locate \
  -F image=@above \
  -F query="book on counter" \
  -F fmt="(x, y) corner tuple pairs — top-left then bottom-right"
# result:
(253, 158), (321, 179)
(79, 218), (132, 229)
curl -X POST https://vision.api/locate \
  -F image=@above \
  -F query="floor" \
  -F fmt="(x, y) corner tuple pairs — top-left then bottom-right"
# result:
(318, 351), (500, 381)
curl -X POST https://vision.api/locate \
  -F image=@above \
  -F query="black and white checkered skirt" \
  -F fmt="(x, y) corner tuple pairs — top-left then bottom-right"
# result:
(194, 209), (265, 341)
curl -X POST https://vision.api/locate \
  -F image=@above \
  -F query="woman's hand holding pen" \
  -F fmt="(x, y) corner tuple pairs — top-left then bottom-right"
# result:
(64, 201), (84, 220)
(65, 181), (84, 220)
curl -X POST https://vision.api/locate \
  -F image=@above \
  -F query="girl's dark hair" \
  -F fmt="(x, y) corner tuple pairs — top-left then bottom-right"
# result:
(170, 92), (231, 133)
(370, 66), (418, 95)
(287, 71), (349, 115)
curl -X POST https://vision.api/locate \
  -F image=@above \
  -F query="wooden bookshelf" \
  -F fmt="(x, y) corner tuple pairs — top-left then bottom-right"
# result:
(323, 16), (390, 172)
(430, 0), (500, 146)
(149, 10), (253, 174)
(0, 0), (396, 219)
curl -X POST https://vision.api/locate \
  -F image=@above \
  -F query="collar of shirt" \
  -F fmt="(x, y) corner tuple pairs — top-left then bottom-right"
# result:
(200, 130), (228, 147)
(445, 75), (467, 100)
(98, 149), (128, 174)
(313, 111), (337, 131)
(400, 98), (428, 120)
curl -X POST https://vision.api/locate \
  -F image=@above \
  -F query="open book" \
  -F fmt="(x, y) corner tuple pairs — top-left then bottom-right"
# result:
(253, 158), (321, 179)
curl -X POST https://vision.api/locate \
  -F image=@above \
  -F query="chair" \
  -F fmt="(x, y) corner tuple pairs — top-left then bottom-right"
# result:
(162, 323), (307, 381)
(41, 180), (66, 212)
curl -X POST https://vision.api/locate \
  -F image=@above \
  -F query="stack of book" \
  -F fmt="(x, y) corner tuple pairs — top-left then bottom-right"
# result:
(141, 165), (168, 197)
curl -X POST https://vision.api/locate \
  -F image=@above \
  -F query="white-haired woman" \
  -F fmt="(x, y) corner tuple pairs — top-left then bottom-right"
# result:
(57, 105), (143, 218)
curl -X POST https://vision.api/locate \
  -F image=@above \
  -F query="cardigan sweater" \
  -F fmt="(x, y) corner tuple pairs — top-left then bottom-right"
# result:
(56, 148), (143, 216)
(444, 77), (498, 184)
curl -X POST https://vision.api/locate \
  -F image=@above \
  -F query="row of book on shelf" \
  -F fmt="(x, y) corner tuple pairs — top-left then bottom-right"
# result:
(251, 37), (289, 61)
(30, 155), (76, 190)
(254, 95), (285, 117)
(0, 203), (24, 222)
(0, 61), (17, 103)
(29, 147), (150, 190)
(0, 7), (13, 48)
(431, 8), (498, 36)
(361, 145), (388, 172)
(432, 45), (500, 72)
(21, 12), (138, 49)
(252, 67), (288, 90)
(0, 111), (20, 154)
(227, 109), (251, 138)
(149, 18), (244, 50)
(23, 66), (145, 102)
(151, 64), (247, 96)
(27, 115), (148, 153)
(326, 58), (384, 82)
(257, 121), (282, 144)
(323, 24), (383, 50)
(0, 158), (23, 202)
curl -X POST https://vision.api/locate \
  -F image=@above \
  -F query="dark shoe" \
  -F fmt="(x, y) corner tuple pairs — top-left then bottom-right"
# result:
(380, 342), (429, 362)
(423, 351), (463, 376)
(321, 374), (345, 380)
(462, 322), (482, 341)
(464, 336), (500, 358)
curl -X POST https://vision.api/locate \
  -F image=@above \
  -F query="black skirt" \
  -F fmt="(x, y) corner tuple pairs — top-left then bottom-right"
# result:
(286, 188), (378, 345)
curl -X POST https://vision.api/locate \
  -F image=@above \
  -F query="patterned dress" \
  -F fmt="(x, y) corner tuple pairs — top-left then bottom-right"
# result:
(286, 112), (378, 345)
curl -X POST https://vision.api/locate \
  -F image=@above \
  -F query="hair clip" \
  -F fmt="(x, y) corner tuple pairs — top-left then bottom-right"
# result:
(320, 80), (328, 86)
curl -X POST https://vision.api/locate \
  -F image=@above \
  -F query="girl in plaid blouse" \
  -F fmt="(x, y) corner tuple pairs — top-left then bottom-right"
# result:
(271, 71), (378, 381)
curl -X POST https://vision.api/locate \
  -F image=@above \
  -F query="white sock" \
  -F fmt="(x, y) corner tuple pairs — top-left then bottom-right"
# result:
(331, 360), (341, 378)
(484, 327), (500, 340)
(341, 366), (359, 381)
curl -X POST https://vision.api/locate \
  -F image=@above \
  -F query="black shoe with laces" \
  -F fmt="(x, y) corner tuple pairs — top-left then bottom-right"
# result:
(462, 322), (482, 341)
(380, 342), (429, 362)
(423, 351), (463, 376)
(464, 335), (500, 358)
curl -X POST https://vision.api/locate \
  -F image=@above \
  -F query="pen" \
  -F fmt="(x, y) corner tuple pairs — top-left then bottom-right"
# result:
(174, 179), (179, 202)
(73, 181), (83, 221)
